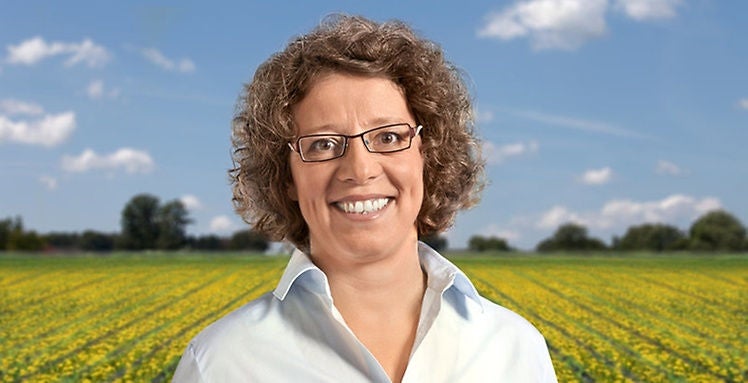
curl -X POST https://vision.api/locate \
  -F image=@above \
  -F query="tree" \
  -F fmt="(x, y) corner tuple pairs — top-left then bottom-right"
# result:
(420, 233), (448, 252)
(79, 231), (116, 251)
(537, 223), (606, 252)
(0, 217), (21, 250)
(44, 232), (81, 251)
(468, 235), (511, 252)
(119, 194), (194, 251)
(689, 210), (747, 252)
(119, 194), (161, 250)
(1, 216), (45, 251)
(617, 223), (686, 252)
(188, 234), (225, 250)
(9, 231), (46, 251)
(156, 200), (191, 250)
(229, 230), (269, 252)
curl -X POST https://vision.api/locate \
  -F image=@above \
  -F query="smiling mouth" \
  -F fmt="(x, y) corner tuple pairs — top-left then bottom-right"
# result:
(335, 198), (391, 214)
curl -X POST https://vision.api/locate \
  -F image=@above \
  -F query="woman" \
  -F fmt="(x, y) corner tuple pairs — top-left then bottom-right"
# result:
(173, 15), (556, 383)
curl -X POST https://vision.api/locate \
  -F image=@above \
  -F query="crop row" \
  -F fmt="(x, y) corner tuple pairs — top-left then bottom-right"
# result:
(458, 258), (747, 382)
(1, 257), (286, 382)
(1, 255), (745, 382)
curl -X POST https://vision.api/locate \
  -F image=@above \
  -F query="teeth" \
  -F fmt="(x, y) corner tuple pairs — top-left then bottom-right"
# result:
(337, 198), (390, 214)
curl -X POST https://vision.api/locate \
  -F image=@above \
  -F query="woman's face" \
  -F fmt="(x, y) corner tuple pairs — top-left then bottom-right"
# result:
(289, 73), (424, 263)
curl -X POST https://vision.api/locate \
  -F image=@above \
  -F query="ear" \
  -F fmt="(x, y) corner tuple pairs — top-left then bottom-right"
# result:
(287, 182), (298, 201)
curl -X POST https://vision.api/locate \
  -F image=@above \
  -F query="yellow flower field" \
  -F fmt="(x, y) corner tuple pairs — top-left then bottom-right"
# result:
(1, 253), (746, 382)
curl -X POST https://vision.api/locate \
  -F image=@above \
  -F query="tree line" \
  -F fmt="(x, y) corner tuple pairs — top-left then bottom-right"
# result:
(0, 193), (269, 252)
(2, 193), (746, 254)
(465, 209), (748, 253)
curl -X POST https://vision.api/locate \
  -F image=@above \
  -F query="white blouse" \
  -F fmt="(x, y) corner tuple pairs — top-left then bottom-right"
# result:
(172, 242), (557, 382)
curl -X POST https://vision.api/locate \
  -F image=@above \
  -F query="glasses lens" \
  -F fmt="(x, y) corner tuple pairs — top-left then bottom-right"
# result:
(298, 135), (345, 161)
(364, 124), (413, 153)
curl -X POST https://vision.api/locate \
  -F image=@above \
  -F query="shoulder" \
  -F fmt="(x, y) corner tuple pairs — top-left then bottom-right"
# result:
(447, 295), (556, 381)
(476, 296), (546, 343)
(188, 291), (281, 355)
(443, 285), (548, 352)
(471, 295), (554, 373)
(175, 291), (309, 381)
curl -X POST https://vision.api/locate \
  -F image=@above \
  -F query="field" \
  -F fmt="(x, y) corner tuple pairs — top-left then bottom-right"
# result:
(1, 252), (746, 382)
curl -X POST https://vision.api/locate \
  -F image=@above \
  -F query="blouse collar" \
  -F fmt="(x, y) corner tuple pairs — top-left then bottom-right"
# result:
(273, 241), (483, 312)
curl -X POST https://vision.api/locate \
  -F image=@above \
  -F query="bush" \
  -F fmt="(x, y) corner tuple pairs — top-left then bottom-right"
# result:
(79, 231), (116, 252)
(229, 230), (269, 252)
(420, 234), (448, 252)
(536, 223), (607, 252)
(188, 235), (225, 250)
(468, 235), (511, 252)
(617, 223), (686, 252)
(44, 232), (81, 251)
(689, 210), (747, 252)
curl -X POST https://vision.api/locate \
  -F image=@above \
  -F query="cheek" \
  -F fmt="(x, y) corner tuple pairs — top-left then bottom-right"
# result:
(396, 154), (425, 198)
(413, 159), (426, 209)
(290, 163), (333, 205)
(288, 159), (301, 201)
(414, 171), (425, 206)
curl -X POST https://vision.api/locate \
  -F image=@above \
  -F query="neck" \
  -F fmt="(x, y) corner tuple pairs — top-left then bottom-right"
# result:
(312, 238), (424, 306)
(310, 238), (426, 383)
(335, 248), (423, 307)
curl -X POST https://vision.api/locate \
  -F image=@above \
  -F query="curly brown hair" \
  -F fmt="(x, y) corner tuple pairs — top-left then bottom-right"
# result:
(231, 14), (484, 251)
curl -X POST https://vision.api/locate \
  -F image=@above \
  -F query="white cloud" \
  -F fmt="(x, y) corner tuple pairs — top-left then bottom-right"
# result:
(87, 80), (104, 99)
(598, 195), (721, 228)
(65, 39), (110, 67)
(61, 148), (155, 174)
(580, 166), (612, 185)
(209, 215), (235, 233)
(86, 80), (120, 100)
(656, 160), (684, 176)
(140, 47), (196, 73)
(510, 109), (652, 139)
(478, 0), (683, 50)
(180, 194), (202, 210)
(614, 0), (682, 21)
(6, 36), (110, 67)
(475, 108), (495, 124)
(178, 60), (196, 73)
(738, 98), (748, 110)
(478, 0), (608, 51)
(39, 175), (58, 190)
(7, 37), (64, 64)
(537, 194), (721, 231)
(483, 140), (539, 165)
(537, 205), (587, 229)
(0, 99), (44, 116)
(0, 111), (76, 147)
(481, 224), (522, 242)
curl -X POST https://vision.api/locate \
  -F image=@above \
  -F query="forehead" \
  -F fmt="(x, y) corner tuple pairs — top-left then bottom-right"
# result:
(291, 72), (413, 135)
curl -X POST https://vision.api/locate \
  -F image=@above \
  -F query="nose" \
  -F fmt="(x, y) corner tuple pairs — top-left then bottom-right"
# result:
(336, 136), (382, 184)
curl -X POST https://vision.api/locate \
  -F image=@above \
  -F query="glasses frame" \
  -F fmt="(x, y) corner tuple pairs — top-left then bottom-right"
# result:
(288, 123), (423, 163)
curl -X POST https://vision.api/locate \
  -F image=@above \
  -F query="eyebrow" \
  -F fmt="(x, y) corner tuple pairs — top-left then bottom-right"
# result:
(300, 117), (413, 135)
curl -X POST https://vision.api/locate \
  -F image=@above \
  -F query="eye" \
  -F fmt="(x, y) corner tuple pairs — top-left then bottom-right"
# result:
(376, 131), (404, 146)
(307, 137), (340, 153)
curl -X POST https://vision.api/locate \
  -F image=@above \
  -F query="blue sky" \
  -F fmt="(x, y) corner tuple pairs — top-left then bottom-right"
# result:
(1, 0), (746, 250)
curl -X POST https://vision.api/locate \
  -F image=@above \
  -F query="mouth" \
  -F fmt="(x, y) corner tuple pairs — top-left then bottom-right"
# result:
(334, 197), (391, 215)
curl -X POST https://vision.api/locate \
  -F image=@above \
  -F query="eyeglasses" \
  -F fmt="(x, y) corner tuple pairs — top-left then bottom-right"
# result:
(288, 123), (423, 162)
